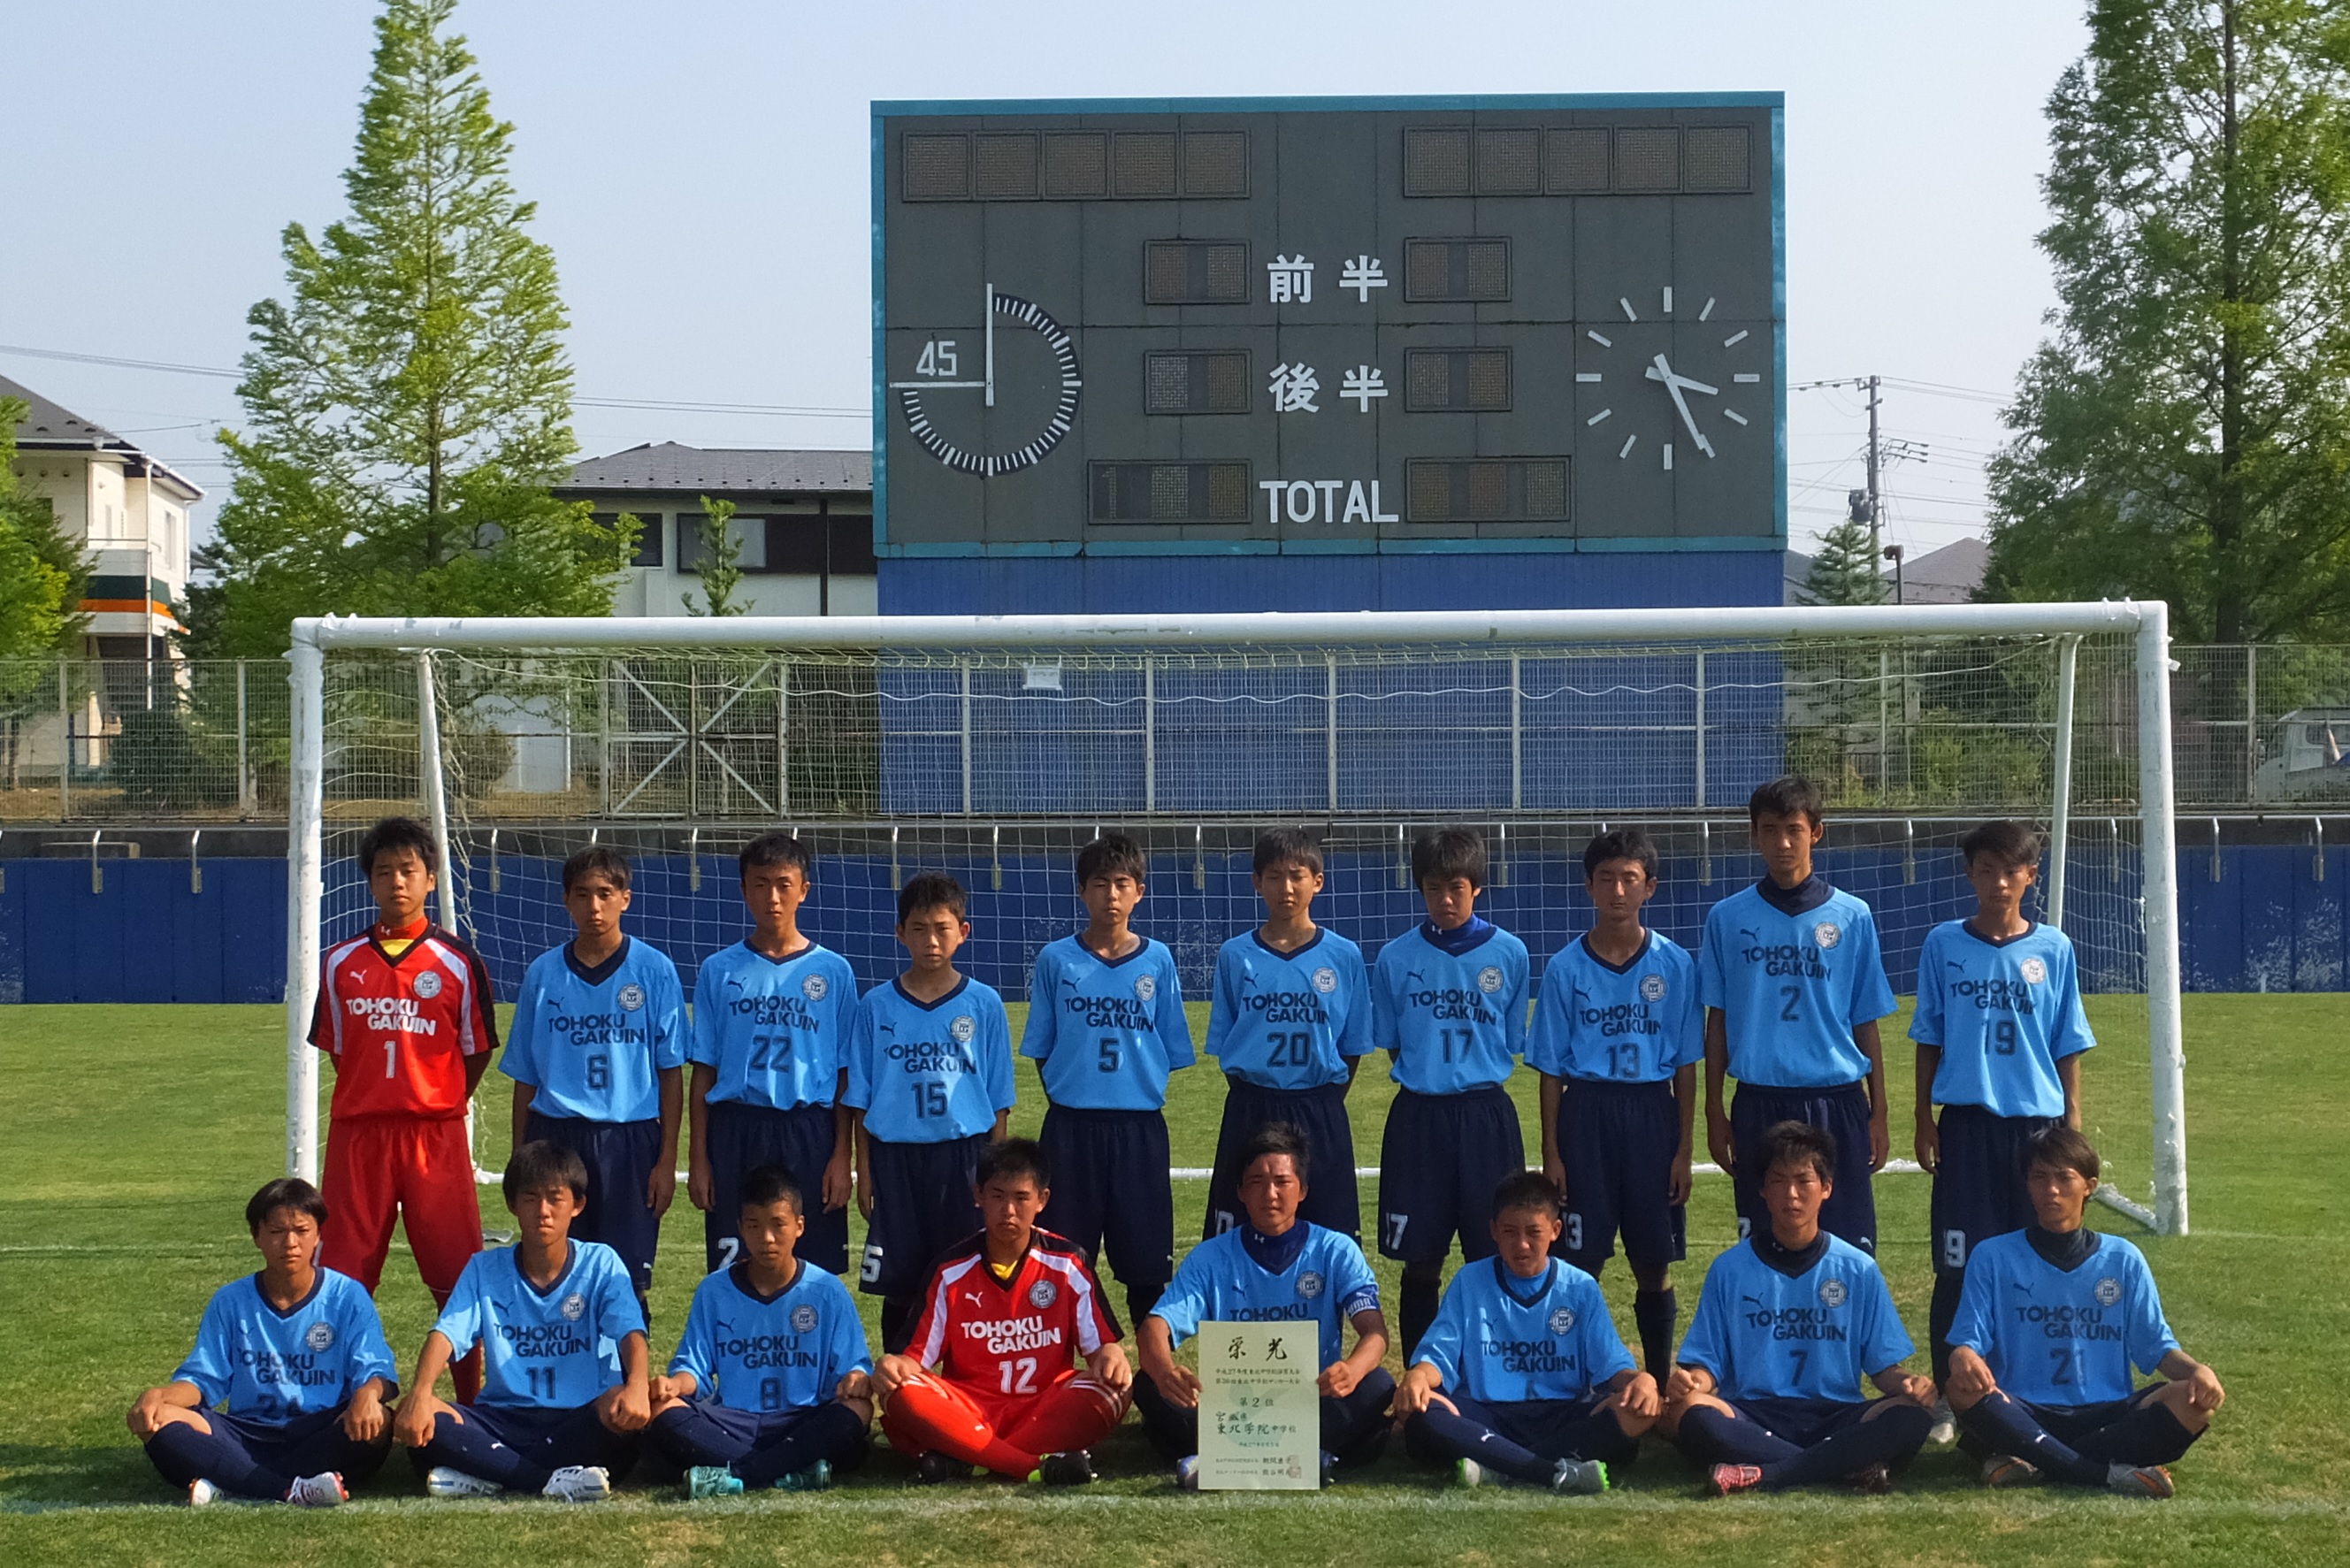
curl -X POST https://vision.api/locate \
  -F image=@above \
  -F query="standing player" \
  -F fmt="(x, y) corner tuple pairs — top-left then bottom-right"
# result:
(1200, 828), (1372, 1241)
(308, 815), (496, 1402)
(1947, 1128), (2222, 1498)
(129, 1178), (398, 1507)
(847, 872), (1016, 1352)
(502, 845), (687, 1311)
(1373, 826), (1531, 1358)
(649, 1166), (875, 1496)
(1395, 1172), (1658, 1492)
(687, 833), (860, 1277)
(1913, 821), (2094, 1393)
(871, 1139), (1132, 1485)
(1700, 776), (1898, 1252)
(1022, 831), (1195, 1324)
(1528, 827), (1702, 1382)
(1663, 1122), (1936, 1495)
(1137, 1126), (1394, 1487)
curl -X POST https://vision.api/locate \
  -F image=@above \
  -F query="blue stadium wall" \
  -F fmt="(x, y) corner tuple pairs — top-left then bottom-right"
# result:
(4, 844), (2344, 1004)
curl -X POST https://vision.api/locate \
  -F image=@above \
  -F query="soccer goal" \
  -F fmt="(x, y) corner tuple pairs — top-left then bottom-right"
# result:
(283, 602), (2190, 1234)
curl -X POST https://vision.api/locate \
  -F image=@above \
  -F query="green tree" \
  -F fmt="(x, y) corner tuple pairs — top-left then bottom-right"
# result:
(1985, 0), (2350, 640)
(1801, 515), (1887, 607)
(0, 397), (88, 661)
(685, 496), (746, 616)
(204, 0), (632, 656)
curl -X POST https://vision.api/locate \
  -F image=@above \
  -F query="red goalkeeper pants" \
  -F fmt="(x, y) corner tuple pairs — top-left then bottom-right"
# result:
(882, 1368), (1129, 1478)
(319, 1114), (484, 1403)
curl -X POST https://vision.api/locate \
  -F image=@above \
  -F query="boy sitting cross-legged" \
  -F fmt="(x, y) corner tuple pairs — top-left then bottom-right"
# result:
(128, 1177), (399, 1508)
(650, 1165), (876, 1497)
(1395, 1172), (1659, 1494)
(394, 1142), (652, 1502)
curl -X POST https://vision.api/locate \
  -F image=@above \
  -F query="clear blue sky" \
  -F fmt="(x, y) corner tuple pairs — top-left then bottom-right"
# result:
(1, 0), (2086, 555)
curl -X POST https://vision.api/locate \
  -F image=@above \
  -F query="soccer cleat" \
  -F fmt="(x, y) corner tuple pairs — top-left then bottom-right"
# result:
(1848, 1462), (1894, 1495)
(541, 1465), (611, 1503)
(425, 1466), (504, 1498)
(774, 1459), (833, 1493)
(1174, 1454), (1202, 1491)
(2105, 1463), (2176, 1500)
(285, 1472), (348, 1509)
(188, 1479), (223, 1508)
(913, 1449), (967, 1486)
(1454, 1457), (1486, 1488)
(1926, 1398), (1958, 1448)
(1711, 1463), (1765, 1496)
(1031, 1450), (1097, 1486)
(1550, 1457), (1610, 1495)
(1980, 1454), (2043, 1489)
(1319, 1449), (1340, 1488)
(688, 1465), (745, 1499)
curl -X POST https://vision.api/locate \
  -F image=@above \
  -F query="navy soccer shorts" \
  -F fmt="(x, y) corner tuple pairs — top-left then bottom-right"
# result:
(411, 1401), (642, 1484)
(1555, 1078), (1687, 1274)
(1205, 1080), (1361, 1241)
(1725, 1394), (1881, 1449)
(524, 1112), (663, 1299)
(860, 1131), (989, 1296)
(1729, 1082), (1878, 1254)
(1037, 1105), (1174, 1290)
(142, 1402), (391, 1496)
(647, 1396), (872, 1472)
(702, 1100), (848, 1275)
(1930, 1105), (2059, 1276)
(1376, 1086), (1527, 1265)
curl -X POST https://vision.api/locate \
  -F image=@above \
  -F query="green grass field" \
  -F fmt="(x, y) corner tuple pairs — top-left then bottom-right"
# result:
(2, 995), (2346, 1565)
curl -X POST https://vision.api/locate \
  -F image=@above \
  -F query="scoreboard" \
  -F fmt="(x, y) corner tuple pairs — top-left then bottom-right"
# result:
(873, 95), (1783, 562)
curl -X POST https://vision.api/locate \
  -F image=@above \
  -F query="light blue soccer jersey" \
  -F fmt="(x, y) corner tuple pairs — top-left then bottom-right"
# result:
(1371, 921), (1529, 1096)
(845, 976), (1015, 1143)
(669, 1260), (872, 1412)
(1021, 935), (1195, 1111)
(432, 1240), (646, 1410)
(1948, 1229), (2178, 1404)
(1910, 922), (2095, 1119)
(172, 1268), (398, 1420)
(1203, 929), (1373, 1090)
(690, 942), (861, 1109)
(501, 937), (687, 1123)
(1678, 1235), (1913, 1403)
(1412, 1256), (1635, 1404)
(1527, 931), (1703, 1084)
(1698, 881), (1897, 1087)
(1149, 1224), (1382, 1371)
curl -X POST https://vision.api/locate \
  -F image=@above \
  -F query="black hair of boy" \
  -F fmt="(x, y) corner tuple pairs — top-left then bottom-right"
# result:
(897, 871), (968, 927)
(977, 1136), (1051, 1190)
(739, 1163), (806, 1214)
(1412, 826), (1487, 890)
(1581, 826), (1659, 882)
(1960, 820), (2042, 870)
(1753, 1119), (1838, 1184)
(357, 815), (436, 877)
(1075, 832), (1148, 886)
(2021, 1125), (2101, 1183)
(1746, 775), (1824, 828)
(739, 831), (813, 882)
(1490, 1169), (1564, 1220)
(1252, 827), (1324, 878)
(562, 844), (632, 893)
(246, 1176), (329, 1234)
(502, 1139), (591, 1206)
(1238, 1121), (1313, 1175)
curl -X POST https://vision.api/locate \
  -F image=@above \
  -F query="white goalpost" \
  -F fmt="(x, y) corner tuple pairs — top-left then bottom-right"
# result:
(282, 601), (2189, 1235)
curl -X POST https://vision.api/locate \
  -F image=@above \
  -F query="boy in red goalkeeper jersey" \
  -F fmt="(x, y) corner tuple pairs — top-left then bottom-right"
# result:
(869, 1138), (1131, 1485)
(308, 817), (497, 1402)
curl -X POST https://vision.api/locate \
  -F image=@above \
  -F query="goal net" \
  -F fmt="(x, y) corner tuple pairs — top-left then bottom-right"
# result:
(287, 606), (2187, 1232)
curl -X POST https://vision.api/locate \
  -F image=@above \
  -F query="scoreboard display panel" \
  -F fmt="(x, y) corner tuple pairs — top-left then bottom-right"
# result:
(873, 95), (1783, 559)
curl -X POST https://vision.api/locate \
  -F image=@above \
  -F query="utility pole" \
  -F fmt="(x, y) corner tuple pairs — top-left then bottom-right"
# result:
(1862, 373), (1882, 555)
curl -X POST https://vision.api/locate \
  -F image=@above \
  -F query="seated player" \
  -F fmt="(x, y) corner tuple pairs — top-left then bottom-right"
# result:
(1136, 1125), (1395, 1488)
(1663, 1121), (1937, 1495)
(1947, 1127), (2224, 1499)
(1396, 1172), (1659, 1493)
(128, 1177), (398, 1507)
(649, 1165), (875, 1496)
(393, 1141), (652, 1501)
(871, 1138), (1132, 1484)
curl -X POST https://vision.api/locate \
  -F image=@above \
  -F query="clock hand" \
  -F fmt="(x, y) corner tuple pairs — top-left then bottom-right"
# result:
(1643, 363), (1721, 397)
(1649, 354), (1716, 458)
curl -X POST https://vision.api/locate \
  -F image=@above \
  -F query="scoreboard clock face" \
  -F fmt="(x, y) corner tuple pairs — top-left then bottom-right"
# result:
(874, 96), (1784, 558)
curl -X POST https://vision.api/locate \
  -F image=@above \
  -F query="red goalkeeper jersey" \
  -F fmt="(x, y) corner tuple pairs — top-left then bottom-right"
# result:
(308, 923), (498, 1121)
(905, 1228), (1121, 1398)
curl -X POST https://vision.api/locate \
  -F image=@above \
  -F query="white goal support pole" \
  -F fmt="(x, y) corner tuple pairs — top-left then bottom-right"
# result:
(282, 600), (2191, 1233)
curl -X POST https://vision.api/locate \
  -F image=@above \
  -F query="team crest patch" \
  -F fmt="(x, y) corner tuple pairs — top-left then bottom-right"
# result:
(1477, 966), (1504, 994)
(1812, 922), (1842, 951)
(412, 969), (444, 999)
(1548, 1307), (1576, 1336)
(617, 983), (646, 1013)
(1297, 1271), (1324, 1300)
(1135, 975), (1157, 1002)
(1639, 974), (1666, 1003)
(303, 1321), (336, 1353)
(1312, 967), (1339, 995)
(801, 974), (829, 1001)
(950, 1013), (977, 1044)
(1818, 1278), (1849, 1309)
(2019, 958), (2048, 985)
(1029, 1278), (1060, 1310)
(560, 1292), (587, 1321)
(2094, 1276), (2123, 1306)
(791, 1304), (819, 1334)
